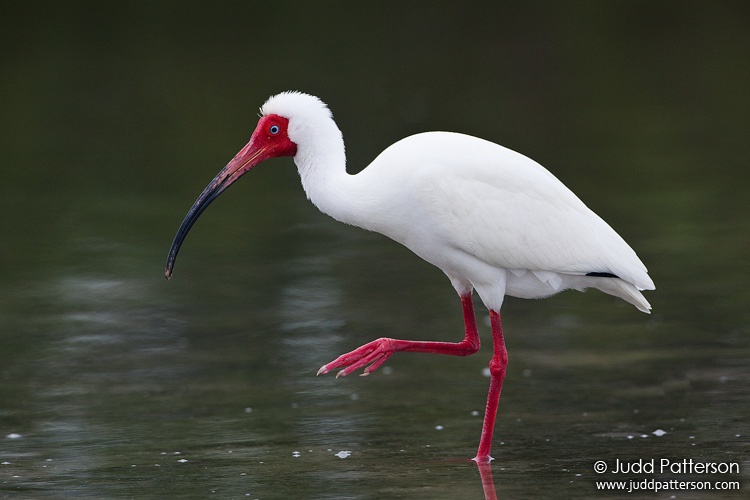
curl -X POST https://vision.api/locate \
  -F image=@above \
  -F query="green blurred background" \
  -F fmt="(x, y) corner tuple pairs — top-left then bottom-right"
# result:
(1, 2), (748, 498)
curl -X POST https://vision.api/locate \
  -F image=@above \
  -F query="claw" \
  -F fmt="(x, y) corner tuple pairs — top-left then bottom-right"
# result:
(316, 337), (396, 378)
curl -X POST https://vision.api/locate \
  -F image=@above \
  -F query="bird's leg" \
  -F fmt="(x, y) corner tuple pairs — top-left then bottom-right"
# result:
(473, 310), (508, 463)
(317, 293), (481, 378)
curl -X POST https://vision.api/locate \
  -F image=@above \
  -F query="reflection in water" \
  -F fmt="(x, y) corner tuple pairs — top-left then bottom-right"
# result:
(48, 273), (186, 364)
(1, 266), (195, 496)
(476, 461), (498, 500)
(278, 255), (346, 362)
(277, 256), (370, 449)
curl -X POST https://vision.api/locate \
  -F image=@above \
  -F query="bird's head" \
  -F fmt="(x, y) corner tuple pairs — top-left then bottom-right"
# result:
(164, 92), (338, 279)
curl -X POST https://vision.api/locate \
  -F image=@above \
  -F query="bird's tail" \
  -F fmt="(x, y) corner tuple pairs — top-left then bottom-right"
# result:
(595, 278), (652, 313)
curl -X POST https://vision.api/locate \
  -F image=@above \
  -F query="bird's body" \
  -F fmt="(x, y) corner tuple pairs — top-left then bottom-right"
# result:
(165, 91), (654, 463)
(297, 130), (652, 312)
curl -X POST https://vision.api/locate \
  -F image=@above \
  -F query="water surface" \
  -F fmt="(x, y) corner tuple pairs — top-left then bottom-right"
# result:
(1, 3), (748, 498)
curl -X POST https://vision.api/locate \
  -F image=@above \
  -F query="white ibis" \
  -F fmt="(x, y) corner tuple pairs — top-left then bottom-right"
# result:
(165, 91), (654, 463)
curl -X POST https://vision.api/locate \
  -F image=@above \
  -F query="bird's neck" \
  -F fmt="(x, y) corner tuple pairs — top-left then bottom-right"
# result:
(294, 127), (368, 228)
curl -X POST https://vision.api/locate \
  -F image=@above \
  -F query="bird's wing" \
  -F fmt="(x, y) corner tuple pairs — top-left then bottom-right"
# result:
(400, 133), (652, 290)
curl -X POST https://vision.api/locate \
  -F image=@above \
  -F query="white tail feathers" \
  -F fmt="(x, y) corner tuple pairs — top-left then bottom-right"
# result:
(594, 278), (653, 313)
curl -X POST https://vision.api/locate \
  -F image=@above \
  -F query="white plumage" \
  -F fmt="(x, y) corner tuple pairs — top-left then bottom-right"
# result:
(262, 92), (654, 313)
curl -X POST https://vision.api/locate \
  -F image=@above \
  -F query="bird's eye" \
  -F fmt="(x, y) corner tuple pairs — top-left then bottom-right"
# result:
(269, 125), (280, 135)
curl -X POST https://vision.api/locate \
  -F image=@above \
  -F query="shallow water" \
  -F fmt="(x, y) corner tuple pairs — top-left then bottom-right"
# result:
(2, 3), (749, 498)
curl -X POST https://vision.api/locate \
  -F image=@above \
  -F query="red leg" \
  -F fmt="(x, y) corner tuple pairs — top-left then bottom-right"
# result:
(473, 310), (508, 463)
(317, 293), (481, 377)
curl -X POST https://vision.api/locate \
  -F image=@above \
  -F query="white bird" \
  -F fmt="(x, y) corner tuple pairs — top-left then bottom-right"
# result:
(165, 91), (654, 463)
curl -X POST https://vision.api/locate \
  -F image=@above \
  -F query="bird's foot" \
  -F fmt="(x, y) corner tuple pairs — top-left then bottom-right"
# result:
(317, 337), (396, 378)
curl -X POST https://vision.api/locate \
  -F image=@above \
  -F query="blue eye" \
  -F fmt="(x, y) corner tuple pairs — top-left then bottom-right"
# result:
(269, 125), (280, 135)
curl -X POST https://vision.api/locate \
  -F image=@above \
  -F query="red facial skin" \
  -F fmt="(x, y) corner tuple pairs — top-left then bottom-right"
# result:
(164, 115), (297, 278)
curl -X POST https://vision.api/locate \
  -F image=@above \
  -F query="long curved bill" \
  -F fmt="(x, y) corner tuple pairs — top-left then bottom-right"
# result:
(164, 140), (266, 279)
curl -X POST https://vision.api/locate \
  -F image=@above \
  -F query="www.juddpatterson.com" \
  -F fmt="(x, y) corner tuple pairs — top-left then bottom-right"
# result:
(594, 458), (740, 475)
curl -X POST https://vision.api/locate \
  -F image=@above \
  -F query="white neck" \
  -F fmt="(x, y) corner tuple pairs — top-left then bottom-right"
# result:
(292, 121), (370, 228)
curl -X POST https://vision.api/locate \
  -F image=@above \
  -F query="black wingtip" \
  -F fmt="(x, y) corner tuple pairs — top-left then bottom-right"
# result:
(586, 271), (619, 278)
